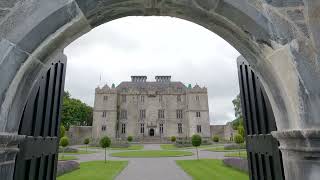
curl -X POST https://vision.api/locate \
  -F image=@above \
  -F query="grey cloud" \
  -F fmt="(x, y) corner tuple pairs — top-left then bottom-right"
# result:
(64, 16), (240, 125)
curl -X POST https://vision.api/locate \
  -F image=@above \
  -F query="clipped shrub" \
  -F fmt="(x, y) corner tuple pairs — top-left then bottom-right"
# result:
(60, 137), (69, 147)
(223, 158), (248, 172)
(100, 136), (111, 163)
(57, 160), (80, 176)
(212, 135), (220, 142)
(234, 134), (244, 144)
(192, 134), (202, 160)
(171, 136), (176, 143)
(127, 136), (133, 142)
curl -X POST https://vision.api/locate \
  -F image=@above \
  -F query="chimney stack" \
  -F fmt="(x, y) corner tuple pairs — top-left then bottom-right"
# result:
(155, 76), (171, 82)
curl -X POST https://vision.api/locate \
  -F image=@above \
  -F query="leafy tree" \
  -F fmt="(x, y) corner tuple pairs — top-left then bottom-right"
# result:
(192, 135), (202, 160)
(59, 125), (66, 138)
(238, 125), (245, 138)
(127, 136), (133, 143)
(60, 136), (69, 160)
(100, 136), (111, 163)
(212, 135), (219, 143)
(231, 94), (243, 130)
(84, 138), (90, 152)
(171, 136), (176, 143)
(61, 91), (93, 129)
(234, 134), (244, 158)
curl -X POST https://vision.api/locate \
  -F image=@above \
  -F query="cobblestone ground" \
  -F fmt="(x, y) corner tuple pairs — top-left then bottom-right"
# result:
(68, 144), (226, 180)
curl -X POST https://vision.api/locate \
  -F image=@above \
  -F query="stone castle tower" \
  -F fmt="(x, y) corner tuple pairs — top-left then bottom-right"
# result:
(92, 76), (210, 141)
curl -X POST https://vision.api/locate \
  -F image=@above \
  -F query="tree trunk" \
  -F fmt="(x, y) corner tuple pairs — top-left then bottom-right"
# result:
(196, 147), (199, 160)
(104, 148), (106, 163)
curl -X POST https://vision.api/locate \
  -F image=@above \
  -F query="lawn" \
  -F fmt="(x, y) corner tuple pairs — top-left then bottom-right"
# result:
(176, 159), (249, 180)
(61, 150), (96, 155)
(224, 151), (247, 158)
(78, 145), (144, 150)
(57, 161), (128, 180)
(111, 150), (193, 157)
(58, 155), (78, 161)
(205, 146), (246, 152)
(160, 144), (218, 150)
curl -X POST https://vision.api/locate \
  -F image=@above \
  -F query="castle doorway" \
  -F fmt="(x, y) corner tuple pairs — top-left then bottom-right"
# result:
(149, 129), (155, 136)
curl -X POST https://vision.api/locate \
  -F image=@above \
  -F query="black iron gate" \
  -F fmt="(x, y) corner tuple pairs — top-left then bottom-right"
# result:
(237, 57), (285, 180)
(13, 58), (66, 180)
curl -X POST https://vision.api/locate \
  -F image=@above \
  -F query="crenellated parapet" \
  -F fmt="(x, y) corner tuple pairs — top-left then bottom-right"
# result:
(95, 84), (117, 94)
(186, 84), (207, 94)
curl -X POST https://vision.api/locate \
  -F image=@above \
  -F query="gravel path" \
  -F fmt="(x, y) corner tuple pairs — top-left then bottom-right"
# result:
(68, 144), (226, 180)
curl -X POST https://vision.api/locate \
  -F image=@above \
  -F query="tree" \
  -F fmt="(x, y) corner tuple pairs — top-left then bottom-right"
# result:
(171, 136), (176, 143)
(238, 125), (245, 138)
(127, 136), (133, 143)
(61, 91), (93, 129)
(192, 135), (202, 160)
(84, 138), (90, 152)
(100, 136), (111, 163)
(59, 125), (66, 138)
(60, 136), (69, 160)
(212, 135), (219, 143)
(232, 94), (244, 130)
(234, 134), (244, 158)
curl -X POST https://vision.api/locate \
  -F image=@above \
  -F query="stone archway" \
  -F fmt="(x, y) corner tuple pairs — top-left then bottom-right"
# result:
(0, 0), (319, 180)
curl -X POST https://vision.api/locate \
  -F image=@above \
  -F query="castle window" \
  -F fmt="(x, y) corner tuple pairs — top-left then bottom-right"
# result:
(196, 95), (199, 101)
(140, 123), (144, 134)
(120, 110), (127, 119)
(103, 96), (108, 101)
(196, 112), (201, 117)
(102, 125), (106, 131)
(122, 95), (126, 103)
(159, 95), (163, 102)
(158, 110), (165, 119)
(141, 95), (145, 102)
(140, 109), (146, 119)
(178, 123), (183, 134)
(102, 111), (107, 118)
(197, 125), (202, 133)
(121, 124), (126, 134)
(176, 110), (183, 119)
(177, 95), (181, 102)
(159, 124), (164, 134)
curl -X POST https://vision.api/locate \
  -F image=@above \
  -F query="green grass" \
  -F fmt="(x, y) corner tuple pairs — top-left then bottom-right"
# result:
(205, 147), (246, 152)
(224, 151), (247, 158)
(61, 150), (96, 155)
(58, 155), (78, 161)
(176, 159), (249, 180)
(111, 150), (193, 157)
(79, 145), (144, 150)
(160, 144), (218, 150)
(57, 161), (128, 180)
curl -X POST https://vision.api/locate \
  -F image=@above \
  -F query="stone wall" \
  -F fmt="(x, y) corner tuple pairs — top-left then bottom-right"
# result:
(66, 126), (92, 145)
(210, 123), (236, 141)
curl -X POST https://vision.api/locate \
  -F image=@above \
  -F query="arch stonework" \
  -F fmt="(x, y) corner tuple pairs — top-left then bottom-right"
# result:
(0, 0), (319, 179)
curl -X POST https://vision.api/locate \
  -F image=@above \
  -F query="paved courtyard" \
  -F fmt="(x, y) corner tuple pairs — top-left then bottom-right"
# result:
(69, 144), (226, 180)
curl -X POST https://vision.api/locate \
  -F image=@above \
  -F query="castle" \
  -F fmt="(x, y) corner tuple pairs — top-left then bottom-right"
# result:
(92, 76), (211, 141)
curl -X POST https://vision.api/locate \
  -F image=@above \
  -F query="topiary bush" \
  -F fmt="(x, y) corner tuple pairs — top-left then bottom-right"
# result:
(127, 136), (133, 143)
(234, 134), (244, 157)
(212, 135), (220, 142)
(60, 136), (69, 160)
(84, 138), (90, 152)
(171, 136), (176, 143)
(100, 136), (111, 163)
(192, 134), (202, 160)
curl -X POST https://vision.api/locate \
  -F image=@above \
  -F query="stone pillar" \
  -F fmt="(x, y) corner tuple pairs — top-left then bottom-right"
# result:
(272, 130), (320, 180)
(0, 133), (25, 180)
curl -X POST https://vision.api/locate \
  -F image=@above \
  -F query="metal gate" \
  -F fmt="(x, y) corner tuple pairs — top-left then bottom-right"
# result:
(237, 57), (285, 180)
(13, 58), (66, 180)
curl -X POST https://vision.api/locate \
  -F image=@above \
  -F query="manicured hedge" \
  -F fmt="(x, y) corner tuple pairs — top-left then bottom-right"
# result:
(223, 158), (248, 172)
(57, 160), (80, 176)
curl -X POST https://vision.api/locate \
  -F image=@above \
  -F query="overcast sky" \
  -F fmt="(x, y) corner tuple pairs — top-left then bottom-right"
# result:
(64, 16), (240, 125)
